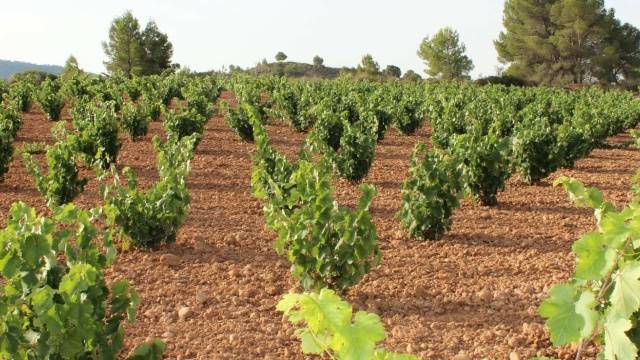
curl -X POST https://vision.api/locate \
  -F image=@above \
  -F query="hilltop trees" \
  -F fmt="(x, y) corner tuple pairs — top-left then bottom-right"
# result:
(275, 52), (288, 62)
(384, 65), (402, 79)
(102, 11), (173, 78)
(495, 0), (640, 85)
(313, 55), (324, 67)
(357, 54), (381, 76)
(140, 20), (174, 76)
(417, 27), (474, 81)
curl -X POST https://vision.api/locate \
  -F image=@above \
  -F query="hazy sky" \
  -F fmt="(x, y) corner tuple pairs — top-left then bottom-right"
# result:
(1, 0), (638, 78)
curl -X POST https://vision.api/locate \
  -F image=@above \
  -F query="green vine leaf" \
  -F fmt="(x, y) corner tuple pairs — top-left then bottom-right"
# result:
(332, 311), (386, 360)
(603, 310), (637, 360)
(611, 262), (640, 319)
(572, 232), (617, 281)
(538, 284), (598, 345)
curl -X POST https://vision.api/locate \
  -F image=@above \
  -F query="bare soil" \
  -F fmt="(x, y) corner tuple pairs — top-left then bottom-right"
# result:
(2, 92), (639, 360)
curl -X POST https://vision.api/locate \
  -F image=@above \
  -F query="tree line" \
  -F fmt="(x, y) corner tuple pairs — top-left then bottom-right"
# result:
(101, 1), (640, 87)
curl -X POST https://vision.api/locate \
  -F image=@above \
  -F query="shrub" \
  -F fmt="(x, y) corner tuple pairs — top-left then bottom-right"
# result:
(23, 124), (88, 207)
(511, 116), (564, 184)
(0, 101), (23, 139)
(451, 127), (513, 206)
(163, 106), (207, 147)
(251, 118), (380, 291)
(0, 201), (164, 359)
(397, 142), (462, 240)
(121, 100), (151, 141)
(38, 78), (66, 121)
(0, 131), (13, 184)
(8, 75), (36, 112)
(391, 94), (426, 135)
(278, 288), (420, 360)
(316, 117), (378, 183)
(220, 101), (259, 141)
(71, 100), (122, 169)
(267, 158), (381, 291)
(102, 134), (198, 248)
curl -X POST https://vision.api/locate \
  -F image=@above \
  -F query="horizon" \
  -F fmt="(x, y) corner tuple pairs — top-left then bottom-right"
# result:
(1, 0), (638, 79)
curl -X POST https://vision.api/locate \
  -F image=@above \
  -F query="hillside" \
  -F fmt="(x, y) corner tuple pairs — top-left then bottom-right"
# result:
(0, 59), (62, 79)
(241, 61), (343, 79)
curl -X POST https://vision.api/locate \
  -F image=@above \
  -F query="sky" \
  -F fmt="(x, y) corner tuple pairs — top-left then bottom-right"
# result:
(1, 0), (639, 79)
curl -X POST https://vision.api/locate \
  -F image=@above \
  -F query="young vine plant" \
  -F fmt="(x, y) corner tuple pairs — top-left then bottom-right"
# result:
(538, 173), (640, 359)
(277, 288), (420, 360)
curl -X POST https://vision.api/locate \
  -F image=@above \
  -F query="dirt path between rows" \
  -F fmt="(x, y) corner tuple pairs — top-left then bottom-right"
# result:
(2, 92), (638, 360)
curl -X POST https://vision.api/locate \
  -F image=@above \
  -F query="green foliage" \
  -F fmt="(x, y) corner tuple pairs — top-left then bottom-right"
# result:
(251, 119), (380, 291)
(182, 86), (214, 119)
(60, 55), (83, 82)
(357, 54), (381, 76)
(103, 12), (173, 78)
(451, 128), (513, 206)
(220, 101), (260, 141)
(275, 51), (288, 62)
(277, 288), (420, 360)
(511, 115), (564, 184)
(401, 70), (422, 83)
(140, 19), (174, 76)
(124, 77), (143, 101)
(417, 27), (474, 80)
(267, 162), (380, 291)
(16, 141), (47, 155)
(71, 100), (122, 169)
(23, 124), (88, 208)
(397, 142), (462, 240)
(120, 100), (151, 141)
(314, 117), (378, 183)
(383, 65), (402, 79)
(250, 114), (296, 206)
(0, 131), (13, 184)
(0, 101), (23, 139)
(101, 134), (198, 248)
(102, 11), (144, 78)
(313, 55), (324, 67)
(0, 201), (164, 359)
(538, 174), (640, 359)
(8, 75), (36, 112)
(163, 106), (207, 147)
(391, 90), (426, 135)
(269, 80), (316, 131)
(495, 0), (640, 85)
(631, 129), (640, 149)
(37, 78), (66, 121)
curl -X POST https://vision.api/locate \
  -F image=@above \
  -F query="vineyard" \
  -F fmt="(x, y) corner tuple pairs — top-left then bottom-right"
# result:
(1, 73), (640, 359)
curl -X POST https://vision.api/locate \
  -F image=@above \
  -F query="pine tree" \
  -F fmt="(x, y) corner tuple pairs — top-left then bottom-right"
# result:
(60, 55), (83, 80)
(356, 54), (380, 76)
(103, 12), (173, 78)
(102, 10), (144, 78)
(494, 0), (559, 84)
(140, 20), (173, 76)
(549, 0), (609, 83)
(495, 0), (640, 85)
(417, 27), (474, 80)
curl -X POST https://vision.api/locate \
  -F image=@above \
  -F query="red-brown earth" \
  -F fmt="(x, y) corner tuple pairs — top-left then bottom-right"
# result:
(1, 91), (639, 360)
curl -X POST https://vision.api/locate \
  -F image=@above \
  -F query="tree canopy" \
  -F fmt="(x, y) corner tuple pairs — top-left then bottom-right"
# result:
(384, 65), (402, 78)
(275, 52), (288, 62)
(356, 54), (380, 76)
(417, 27), (474, 80)
(495, 0), (640, 85)
(313, 55), (324, 67)
(102, 11), (173, 78)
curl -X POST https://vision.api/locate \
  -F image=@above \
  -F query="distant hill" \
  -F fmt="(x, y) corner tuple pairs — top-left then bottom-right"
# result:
(202, 61), (344, 79)
(0, 59), (63, 80)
